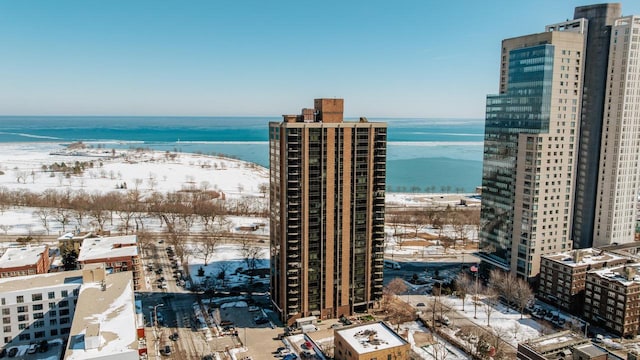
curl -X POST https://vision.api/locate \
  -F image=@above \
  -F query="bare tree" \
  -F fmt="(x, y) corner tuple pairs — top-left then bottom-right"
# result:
(53, 208), (72, 233)
(136, 229), (155, 255)
(514, 278), (534, 319)
(34, 208), (53, 235)
(484, 287), (499, 327)
(240, 241), (263, 285)
(455, 272), (473, 312)
(196, 226), (222, 266)
(0, 225), (11, 235)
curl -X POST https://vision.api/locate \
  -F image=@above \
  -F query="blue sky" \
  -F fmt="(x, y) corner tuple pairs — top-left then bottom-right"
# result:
(1, 1), (639, 118)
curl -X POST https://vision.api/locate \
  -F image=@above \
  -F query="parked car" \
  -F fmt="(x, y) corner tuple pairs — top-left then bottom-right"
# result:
(416, 302), (426, 307)
(7, 347), (17, 358)
(220, 320), (233, 327)
(248, 306), (260, 312)
(27, 344), (38, 354)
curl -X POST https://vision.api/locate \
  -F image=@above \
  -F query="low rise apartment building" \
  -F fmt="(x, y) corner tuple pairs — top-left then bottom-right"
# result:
(0, 244), (51, 278)
(334, 322), (410, 360)
(539, 249), (630, 313)
(517, 330), (606, 360)
(77, 235), (142, 290)
(584, 263), (640, 338)
(0, 269), (83, 347)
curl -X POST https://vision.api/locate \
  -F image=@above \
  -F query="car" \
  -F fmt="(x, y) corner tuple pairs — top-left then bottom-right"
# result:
(278, 349), (291, 356)
(7, 348), (17, 358)
(27, 344), (38, 354)
(0, 348), (6, 358)
(155, 268), (163, 274)
(282, 354), (297, 360)
(595, 334), (604, 343)
(416, 302), (426, 307)
(275, 347), (287, 353)
(220, 320), (233, 327)
(158, 283), (167, 289)
(163, 345), (171, 355)
(157, 277), (166, 282)
(330, 323), (342, 329)
(248, 306), (260, 312)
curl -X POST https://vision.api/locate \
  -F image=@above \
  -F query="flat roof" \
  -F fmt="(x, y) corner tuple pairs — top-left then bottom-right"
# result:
(0, 245), (47, 269)
(591, 263), (640, 286)
(64, 271), (138, 360)
(542, 248), (628, 268)
(336, 322), (408, 354)
(78, 235), (138, 262)
(0, 270), (83, 293)
(522, 330), (589, 355)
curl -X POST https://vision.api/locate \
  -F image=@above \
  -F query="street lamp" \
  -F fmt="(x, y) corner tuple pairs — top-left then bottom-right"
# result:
(153, 304), (165, 328)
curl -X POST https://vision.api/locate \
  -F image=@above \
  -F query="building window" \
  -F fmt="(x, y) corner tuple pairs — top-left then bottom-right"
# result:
(60, 317), (70, 325)
(2, 326), (9, 333)
(50, 319), (57, 326)
(59, 309), (69, 316)
(17, 306), (27, 313)
(61, 290), (68, 297)
(50, 329), (58, 336)
(17, 315), (28, 322)
(0, 298), (4, 305)
(59, 300), (69, 308)
(48, 292), (55, 299)
(2, 318), (9, 325)
(18, 334), (30, 341)
(18, 323), (26, 330)
(32, 293), (42, 302)
(34, 331), (45, 339)
(32, 304), (43, 311)
(16, 296), (23, 303)
(1, 309), (8, 316)
(49, 302), (56, 309)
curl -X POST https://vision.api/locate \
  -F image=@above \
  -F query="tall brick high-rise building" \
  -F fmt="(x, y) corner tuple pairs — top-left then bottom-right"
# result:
(269, 99), (386, 325)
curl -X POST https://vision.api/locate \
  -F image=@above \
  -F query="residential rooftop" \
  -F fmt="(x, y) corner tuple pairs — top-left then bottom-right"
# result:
(336, 322), (408, 354)
(0, 245), (48, 269)
(520, 330), (589, 358)
(542, 248), (629, 267)
(590, 263), (640, 286)
(64, 270), (138, 360)
(0, 270), (83, 293)
(78, 235), (138, 262)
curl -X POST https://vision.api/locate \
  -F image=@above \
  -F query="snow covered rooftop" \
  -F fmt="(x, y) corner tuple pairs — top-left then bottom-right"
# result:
(0, 244), (47, 269)
(543, 248), (628, 267)
(591, 263), (640, 286)
(78, 235), (138, 262)
(336, 322), (408, 354)
(64, 271), (138, 360)
(0, 270), (83, 293)
(521, 330), (588, 355)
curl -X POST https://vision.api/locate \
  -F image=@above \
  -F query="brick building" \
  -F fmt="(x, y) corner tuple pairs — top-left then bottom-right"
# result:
(334, 322), (409, 360)
(0, 245), (50, 278)
(539, 248), (630, 313)
(584, 263), (640, 337)
(77, 235), (142, 290)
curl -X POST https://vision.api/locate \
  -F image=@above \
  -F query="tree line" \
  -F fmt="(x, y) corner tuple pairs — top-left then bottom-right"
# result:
(0, 186), (267, 236)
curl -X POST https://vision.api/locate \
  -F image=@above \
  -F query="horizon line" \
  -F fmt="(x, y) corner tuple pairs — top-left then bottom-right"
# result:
(0, 114), (485, 120)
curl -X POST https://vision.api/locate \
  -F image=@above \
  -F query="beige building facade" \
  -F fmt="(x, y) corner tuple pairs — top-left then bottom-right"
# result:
(481, 20), (586, 279)
(593, 15), (640, 247)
